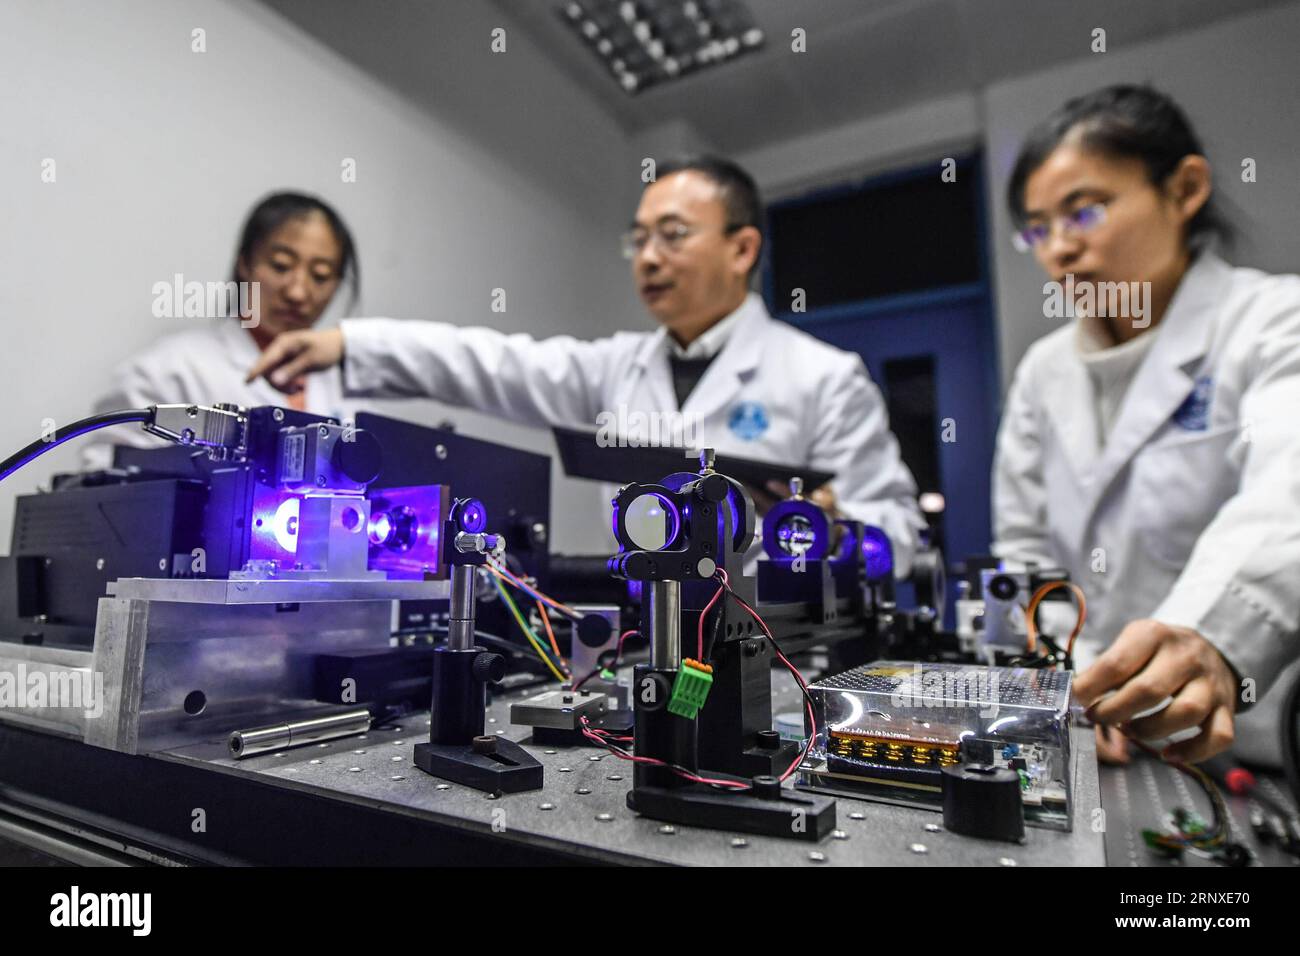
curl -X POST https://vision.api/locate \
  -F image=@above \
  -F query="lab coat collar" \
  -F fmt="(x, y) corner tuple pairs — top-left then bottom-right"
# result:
(683, 293), (769, 419)
(668, 306), (743, 359)
(1038, 337), (1097, 491)
(1074, 252), (1230, 535)
(629, 293), (769, 414)
(631, 292), (764, 370)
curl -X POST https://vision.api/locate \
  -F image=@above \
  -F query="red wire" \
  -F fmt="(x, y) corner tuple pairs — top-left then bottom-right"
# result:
(579, 568), (816, 791)
(573, 629), (639, 691)
(697, 579), (728, 660)
(580, 718), (748, 789)
(721, 583), (817, 782)
(585, 722), (634, 743)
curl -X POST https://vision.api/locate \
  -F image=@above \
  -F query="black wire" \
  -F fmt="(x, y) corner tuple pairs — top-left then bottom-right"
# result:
(573, 653), (614, 692)
(399, 626), (558, 679)
(1045, 633), (1075, 671)
(573, 633), (646, 691)
(581, 717), (750, 791)
(716, 578), (819, 777)
(718, 583), (816, 711)
(1131, 737), (1230, 851)
(1005, 634), (1072, 670)
(703, 598), (726, 664)
(0, 409), (151, 483)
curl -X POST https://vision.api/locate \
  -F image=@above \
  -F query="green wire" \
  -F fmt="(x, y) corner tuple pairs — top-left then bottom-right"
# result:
(491, 574), (567, 679)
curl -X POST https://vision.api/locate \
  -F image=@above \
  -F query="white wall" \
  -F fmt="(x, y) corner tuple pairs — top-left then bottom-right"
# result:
(0, 0), (641, 552)
(984, 1), (1300, 388)
(731, 4), (1300, 396)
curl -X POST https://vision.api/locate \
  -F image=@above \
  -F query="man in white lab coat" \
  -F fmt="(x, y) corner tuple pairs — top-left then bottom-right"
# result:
(993, 85), (1300, 763)
(248, 157), (925, 572)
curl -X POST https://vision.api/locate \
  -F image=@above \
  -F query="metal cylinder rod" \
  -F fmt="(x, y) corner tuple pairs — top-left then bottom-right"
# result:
(447, 564), (477, 650)
(229, 708), (371, 759)
(647, 580), (682, 669)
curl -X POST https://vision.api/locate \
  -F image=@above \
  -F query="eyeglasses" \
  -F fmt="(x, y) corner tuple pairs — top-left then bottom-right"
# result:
(1012, 201), (1108, 253)
(621, 221), (742, 260)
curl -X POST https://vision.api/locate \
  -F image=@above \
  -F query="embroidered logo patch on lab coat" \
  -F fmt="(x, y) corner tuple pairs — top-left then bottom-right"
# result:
(728, 401), (769, 441)
(1172, 376), (1213, 431)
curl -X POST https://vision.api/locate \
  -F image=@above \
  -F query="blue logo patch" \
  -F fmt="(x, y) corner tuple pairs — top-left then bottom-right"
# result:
(728, 401), (769, 441)
(1172, 376), (1213, 431)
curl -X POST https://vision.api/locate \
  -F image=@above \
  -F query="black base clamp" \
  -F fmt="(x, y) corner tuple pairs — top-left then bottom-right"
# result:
(627, 775), (836, 841)
(413, 734), (543, 795)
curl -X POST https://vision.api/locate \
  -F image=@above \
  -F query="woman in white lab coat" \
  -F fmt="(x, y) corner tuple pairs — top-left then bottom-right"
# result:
(993, 85), (1300, 763)
(83, 192), (361, 467)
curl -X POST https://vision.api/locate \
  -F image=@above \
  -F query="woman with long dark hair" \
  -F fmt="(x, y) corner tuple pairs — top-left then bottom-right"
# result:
(993, 85), (1300, 764)
(86, 191), (360, 464)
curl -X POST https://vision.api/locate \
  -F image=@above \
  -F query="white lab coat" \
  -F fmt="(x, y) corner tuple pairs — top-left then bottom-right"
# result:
(342, 293), (925, 573)
(993, 252), (1300, 696)
(83, 321), (357, 469)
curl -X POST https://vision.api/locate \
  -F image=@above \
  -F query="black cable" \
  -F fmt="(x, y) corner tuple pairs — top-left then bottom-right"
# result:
(703, 599), (726, 664)
(0, 409), (151, 483)
(573, 632), (646, 691)
(394, 626), (556, 679)
(716, 577), (819, 779)
(1128, 735), (1240, 861)
(580, 716), (750, 791)
(1008, 634), (1065, 669)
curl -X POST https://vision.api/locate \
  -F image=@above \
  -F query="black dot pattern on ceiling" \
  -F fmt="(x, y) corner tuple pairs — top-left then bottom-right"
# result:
(557, 0), (765, 95)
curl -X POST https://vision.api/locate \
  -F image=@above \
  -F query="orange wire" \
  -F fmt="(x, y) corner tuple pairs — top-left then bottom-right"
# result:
(1024, 580), (1087, 657)
(485, 560), (584, 620)
(536, 598), (563, 662)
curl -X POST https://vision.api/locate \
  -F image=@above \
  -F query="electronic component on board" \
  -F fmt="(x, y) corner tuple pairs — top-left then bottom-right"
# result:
(799, 660), (1073, 830)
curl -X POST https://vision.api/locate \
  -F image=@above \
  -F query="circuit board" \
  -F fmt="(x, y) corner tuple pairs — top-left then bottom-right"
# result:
(802, 661), (1073, 829)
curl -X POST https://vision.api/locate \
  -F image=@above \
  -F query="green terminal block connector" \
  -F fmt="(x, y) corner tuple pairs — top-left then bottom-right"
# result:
(668, 659), (714, 719)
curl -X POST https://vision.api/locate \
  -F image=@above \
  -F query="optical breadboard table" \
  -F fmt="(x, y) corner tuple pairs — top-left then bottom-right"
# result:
(1099, 759), (1300, 868)
(0, 671), (1102, 867)
(5, 672), (1296, 866)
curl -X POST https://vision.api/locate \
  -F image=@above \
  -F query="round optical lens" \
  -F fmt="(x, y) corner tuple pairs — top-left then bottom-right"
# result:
(860, 526), (894, 581)
(458, 498), (487, 534)
(272, 497), (301, 553)
(368, 511), (394, 546)
(624, 493), (678, 551)
(988, 573), (1019, 602)
(775, 514), (816, 557)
